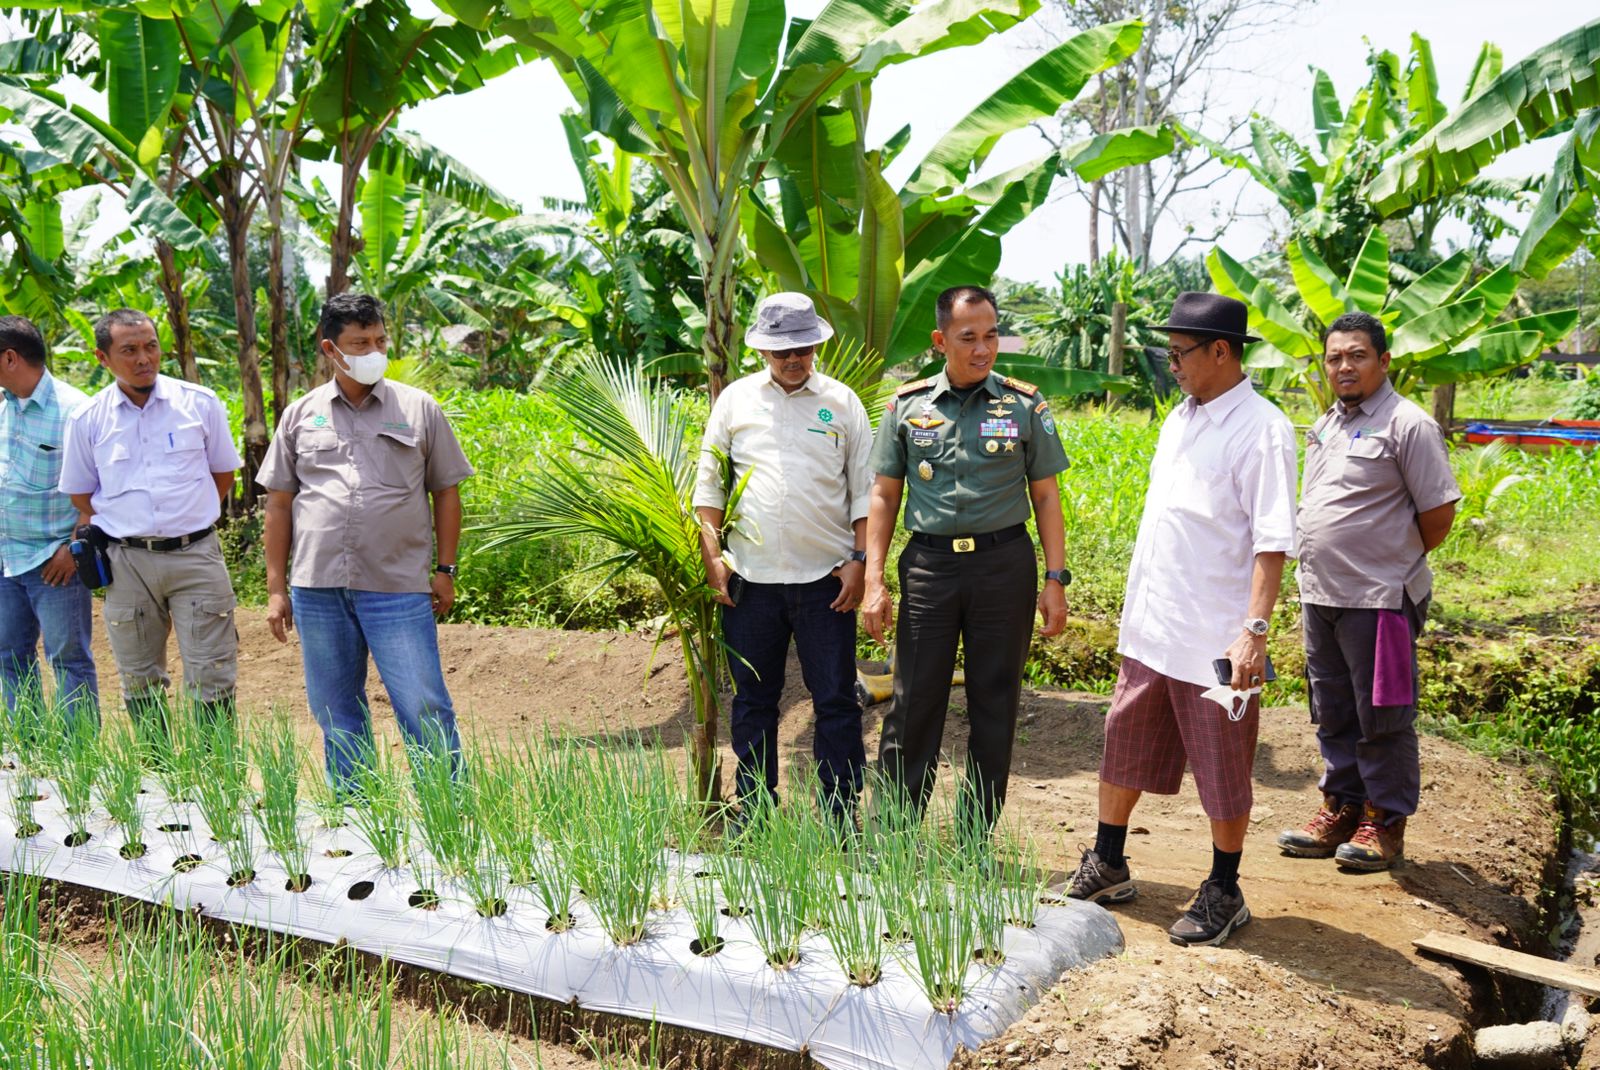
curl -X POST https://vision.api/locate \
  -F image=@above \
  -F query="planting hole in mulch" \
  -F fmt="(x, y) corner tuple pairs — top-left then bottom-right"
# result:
(157, 822), (190, 833)
(227, 869), (256, 888)
(692, 869), (712, 878)
(974, 948), (1006, 966)
(407, 889), (441, 911)
(172, 854), (204, 873)
(324, 848), (352, 858)
(883, 929), (910, 944)
(690, 936), (725, 957)
(63, 831), (91, 848)
(14, 822), (42, 838)
(839, 890), (871, 901)
(766, 952), (801, 970)
(285, 874), (313, 893)
(545, 913), (575, 933)
(476, 898), (509, 918)
(118, 842), (147, 860)
(347, 881), (375, 901)
(719, 906), (750, 919)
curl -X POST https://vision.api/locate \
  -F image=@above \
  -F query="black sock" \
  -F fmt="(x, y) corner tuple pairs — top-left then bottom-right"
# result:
(1095, 822), (1128, 868)
(1210, 846), (1242, 895)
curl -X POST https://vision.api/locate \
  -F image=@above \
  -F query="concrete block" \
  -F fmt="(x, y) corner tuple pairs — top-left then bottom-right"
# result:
(1475, 1021), (1567, 1069)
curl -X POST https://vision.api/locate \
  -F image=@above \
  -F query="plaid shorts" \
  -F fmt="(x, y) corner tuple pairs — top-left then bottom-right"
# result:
(1100, 656), (1260, 821)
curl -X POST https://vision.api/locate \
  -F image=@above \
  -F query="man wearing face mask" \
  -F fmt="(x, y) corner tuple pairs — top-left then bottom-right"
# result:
(256, 293), (474, 790)
(59, 308), (242, 726)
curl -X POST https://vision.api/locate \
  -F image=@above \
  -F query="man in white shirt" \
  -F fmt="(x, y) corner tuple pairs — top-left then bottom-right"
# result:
(693, 293), (873, 824)
(1066, 292), (1297, 949)
(59, 309), (243, 725)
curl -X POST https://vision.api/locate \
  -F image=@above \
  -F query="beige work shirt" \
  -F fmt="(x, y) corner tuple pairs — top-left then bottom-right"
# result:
(1297, 380), (1461, 611)
(256, 379), (474, 593)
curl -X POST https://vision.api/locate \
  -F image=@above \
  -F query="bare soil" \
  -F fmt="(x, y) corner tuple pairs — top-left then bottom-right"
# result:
(74, 605), (1562, 1070)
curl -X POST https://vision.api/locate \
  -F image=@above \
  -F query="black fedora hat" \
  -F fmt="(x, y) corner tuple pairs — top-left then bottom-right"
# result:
(1155, 292), (1261, 344)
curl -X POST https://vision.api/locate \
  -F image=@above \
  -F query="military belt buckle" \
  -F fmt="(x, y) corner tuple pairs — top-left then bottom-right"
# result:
(952, 537), (976, 553)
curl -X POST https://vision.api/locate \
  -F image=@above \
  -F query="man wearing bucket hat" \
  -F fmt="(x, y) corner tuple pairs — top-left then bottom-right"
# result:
(693, 293), (873, 824)
(1066, 291), (1297, 949)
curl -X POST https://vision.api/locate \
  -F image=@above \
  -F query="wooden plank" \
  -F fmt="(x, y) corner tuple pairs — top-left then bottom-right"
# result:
(1413, 931), (1600, 998)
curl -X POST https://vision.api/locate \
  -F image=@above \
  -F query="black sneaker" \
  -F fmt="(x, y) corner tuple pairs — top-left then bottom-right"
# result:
(1063, 847), (1136, 904)
(1167, 878), (1250, 947)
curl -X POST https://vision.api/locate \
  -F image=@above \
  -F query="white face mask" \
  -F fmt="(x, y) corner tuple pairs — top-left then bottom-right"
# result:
(331, 342), (388, 385)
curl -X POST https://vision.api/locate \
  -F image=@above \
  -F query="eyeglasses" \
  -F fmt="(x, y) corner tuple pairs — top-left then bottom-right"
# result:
(769, 345), (816, 359)
(1167, 340), (1212, 363)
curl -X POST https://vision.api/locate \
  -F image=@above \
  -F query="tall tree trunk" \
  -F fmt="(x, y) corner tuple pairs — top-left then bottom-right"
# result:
(154, 241), (196, 383)
(1088, 179), (1102, 266)
(318, 159), (365, 388)
(267, 187), (290, 431)
(222, 187), (269, 510)
(1431, 383), (1456, 436)
(701, 245), (737, 401)
(1127, 43), (1150, 267)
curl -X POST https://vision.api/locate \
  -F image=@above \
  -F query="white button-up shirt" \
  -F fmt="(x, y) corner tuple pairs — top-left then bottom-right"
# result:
(1118, 377), (1299, 688)
(692, 369), (873, 584)
(59, 375), (243, 539)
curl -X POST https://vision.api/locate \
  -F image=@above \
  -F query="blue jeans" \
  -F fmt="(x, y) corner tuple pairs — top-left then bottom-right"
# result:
(291, 587), (461, 790)
(0, 562), (98, 720)
(722, 573), (864, 813)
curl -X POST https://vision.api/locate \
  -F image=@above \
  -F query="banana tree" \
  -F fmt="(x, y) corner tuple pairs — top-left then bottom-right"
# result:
(1207, 225), (1578, 411)
(746, 19), (1159, 371)
(436, 0), (1086, 397)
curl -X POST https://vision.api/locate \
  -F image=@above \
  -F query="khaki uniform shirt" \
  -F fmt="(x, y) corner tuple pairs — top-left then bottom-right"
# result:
(870, 369), (1069, 536)
(1297, 380), (1460, 611)
(256, 379), (474, 594)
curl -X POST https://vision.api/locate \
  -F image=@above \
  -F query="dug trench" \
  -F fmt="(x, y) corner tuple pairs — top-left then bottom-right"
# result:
(39, 604), (1585, 1069)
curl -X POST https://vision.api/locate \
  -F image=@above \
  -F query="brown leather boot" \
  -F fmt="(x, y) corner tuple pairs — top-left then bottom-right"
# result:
(1335, 803), (1406, 870)
(1276, 795), (1361, 858)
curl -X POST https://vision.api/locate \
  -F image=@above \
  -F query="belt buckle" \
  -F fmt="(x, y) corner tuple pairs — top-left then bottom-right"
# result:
(952, 537), (976, 553)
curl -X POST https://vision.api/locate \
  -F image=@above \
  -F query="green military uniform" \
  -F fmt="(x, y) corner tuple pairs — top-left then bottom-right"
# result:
(871, 368), (1070, 831)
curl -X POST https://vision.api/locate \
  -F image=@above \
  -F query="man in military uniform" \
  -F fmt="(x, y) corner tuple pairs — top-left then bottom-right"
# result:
(861, 285), (1070, 835)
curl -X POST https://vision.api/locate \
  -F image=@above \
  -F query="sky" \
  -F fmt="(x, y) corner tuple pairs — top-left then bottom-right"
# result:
(5, 1), (1594, 285)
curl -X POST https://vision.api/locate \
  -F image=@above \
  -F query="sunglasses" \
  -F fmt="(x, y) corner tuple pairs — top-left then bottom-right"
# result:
(769, 345), (817, 359)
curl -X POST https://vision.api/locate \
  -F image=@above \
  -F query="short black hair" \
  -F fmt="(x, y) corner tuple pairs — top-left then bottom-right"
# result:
(319, 292), (387, 346)
(0, 315), (46, 367)
(1325, 310), (1387, 355)
(935, 285), (998, 331)
(94, 308), (157, 354)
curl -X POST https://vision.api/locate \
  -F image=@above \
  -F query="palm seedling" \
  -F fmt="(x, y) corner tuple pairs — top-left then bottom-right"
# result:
(345, 739), (410, 872)
(252, 717), (312, 891)
(98, 722), (148, 860)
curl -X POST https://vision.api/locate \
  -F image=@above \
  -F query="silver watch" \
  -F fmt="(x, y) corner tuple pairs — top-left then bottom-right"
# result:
(1243, 617), (1269, 637)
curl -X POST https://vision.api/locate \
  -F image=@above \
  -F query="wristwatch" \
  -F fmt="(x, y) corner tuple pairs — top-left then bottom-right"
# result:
(847, 550), (868, 564)
(1243, 617), (1269, 636)
(1044, 568), (1071, 586)
(435, 563), (458, 578)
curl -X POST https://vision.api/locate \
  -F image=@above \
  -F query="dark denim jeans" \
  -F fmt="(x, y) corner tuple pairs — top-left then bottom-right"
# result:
(0, 562), (97, 720)
(723, 573), (864, 814)
(291, 587), (461, 791)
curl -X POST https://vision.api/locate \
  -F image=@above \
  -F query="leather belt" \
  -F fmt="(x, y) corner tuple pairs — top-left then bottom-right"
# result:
(908, 523), (1027, 554)
(112, 525), (215, 553)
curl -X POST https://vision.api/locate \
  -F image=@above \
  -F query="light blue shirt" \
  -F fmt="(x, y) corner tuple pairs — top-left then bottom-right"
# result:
(59, 375), (243, 539)
(0, 370), (91, 576)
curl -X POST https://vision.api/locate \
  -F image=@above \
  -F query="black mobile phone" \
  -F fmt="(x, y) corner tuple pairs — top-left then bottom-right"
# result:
(725, 571), (746, 607)
(1212, 656), (1277, 686)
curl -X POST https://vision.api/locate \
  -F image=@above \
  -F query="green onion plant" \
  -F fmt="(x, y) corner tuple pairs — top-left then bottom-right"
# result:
(98, 722), (148, 859)
(345, 739), (411, 871)
(52, 704), (102, 847)
(253, 717), (311, 889)
(822, 852), (883, 986)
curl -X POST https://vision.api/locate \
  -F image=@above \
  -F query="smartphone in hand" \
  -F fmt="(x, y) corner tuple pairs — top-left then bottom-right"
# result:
(1212, 656), (1277, 686)
(725, 571), (746, 607)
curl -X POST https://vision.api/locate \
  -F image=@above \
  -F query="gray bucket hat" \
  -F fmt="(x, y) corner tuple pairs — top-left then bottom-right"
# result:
(744, 292), (835, 350)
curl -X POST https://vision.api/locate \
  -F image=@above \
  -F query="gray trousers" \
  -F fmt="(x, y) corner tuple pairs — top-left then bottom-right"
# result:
(1301, 595), (1428, 817)
(104, 533), (238, 707)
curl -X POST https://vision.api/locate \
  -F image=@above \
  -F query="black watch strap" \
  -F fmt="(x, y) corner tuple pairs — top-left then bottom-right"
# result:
(1044, 568), (1070, 586)
(435, 563), (458, 577)
(848, 549), (867, 563)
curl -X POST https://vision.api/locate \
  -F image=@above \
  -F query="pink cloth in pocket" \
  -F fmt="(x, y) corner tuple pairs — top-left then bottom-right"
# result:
(1372, 608), (1414, 707)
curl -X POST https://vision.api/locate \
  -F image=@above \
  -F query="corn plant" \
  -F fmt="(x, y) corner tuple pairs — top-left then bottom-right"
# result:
(822, 853), (883, 986)
(99, 723), (148, 860)
(345, 740), (410, 871)
(253, 718), (311, 890)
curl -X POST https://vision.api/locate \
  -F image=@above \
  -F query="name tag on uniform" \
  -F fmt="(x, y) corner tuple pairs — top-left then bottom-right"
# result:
(910, 427), (941, 447)
(978, 419), (1018, 438)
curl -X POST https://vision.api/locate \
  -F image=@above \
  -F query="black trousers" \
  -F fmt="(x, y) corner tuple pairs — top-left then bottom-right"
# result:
(878, 534), (1036, 832)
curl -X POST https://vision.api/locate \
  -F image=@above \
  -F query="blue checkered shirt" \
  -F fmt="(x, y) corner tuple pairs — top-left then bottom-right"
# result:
(0, 370), (91, 576)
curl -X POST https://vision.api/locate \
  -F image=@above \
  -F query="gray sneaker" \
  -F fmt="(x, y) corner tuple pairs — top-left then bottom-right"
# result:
(1064, 847), (1136, 904)
(1167, 879), (1250, 947)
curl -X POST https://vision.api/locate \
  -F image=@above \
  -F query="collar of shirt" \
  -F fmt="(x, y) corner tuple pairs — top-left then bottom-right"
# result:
(2, 369), (56, 412)
(1332, 378), (1397, 420)
(1182, 374), (1255, 427)
(331, 376), (391, 411)
(928, 368), (1002, 401)
(764, 373), (818, 397)
(108, 373), (176, 411)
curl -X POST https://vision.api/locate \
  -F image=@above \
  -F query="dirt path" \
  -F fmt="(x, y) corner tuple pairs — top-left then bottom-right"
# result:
(80, 605), (1560, 1069)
